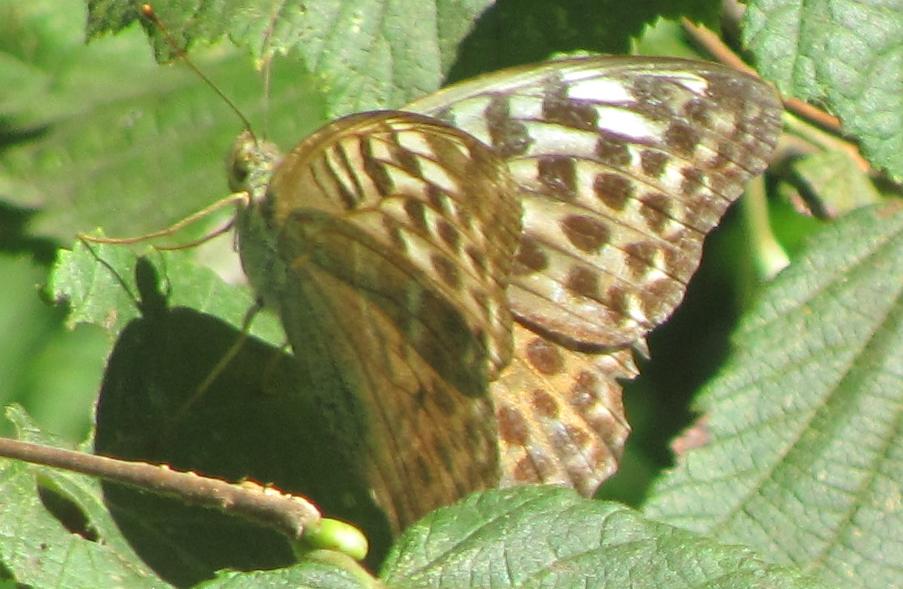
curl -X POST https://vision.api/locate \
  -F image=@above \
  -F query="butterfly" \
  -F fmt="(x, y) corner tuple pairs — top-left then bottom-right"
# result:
(228, 56), (782, 533)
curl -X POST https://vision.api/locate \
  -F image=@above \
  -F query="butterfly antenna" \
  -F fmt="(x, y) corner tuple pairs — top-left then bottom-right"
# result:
(261, 54), (274, 138)
(139, 4), (258, 142)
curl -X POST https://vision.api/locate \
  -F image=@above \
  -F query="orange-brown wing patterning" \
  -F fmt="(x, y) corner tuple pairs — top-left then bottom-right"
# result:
(236, 112), (522, 531)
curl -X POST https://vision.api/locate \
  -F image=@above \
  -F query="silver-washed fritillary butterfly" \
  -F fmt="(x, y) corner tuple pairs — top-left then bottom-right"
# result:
(229, 56), (782, 532)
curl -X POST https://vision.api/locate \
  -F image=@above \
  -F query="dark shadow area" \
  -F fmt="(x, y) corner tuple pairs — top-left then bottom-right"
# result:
(445, 0), (716, 83)
(447, 0), (634, 83)
(597, 207), (747, 505)
(0, 123), (56, 263)
(635, 210), (741, 462)
(0, 203), (59, 266)
(0, 121), (47, 150)
(37, 485), (99, 542)
(94, 260), (392, 587)
(0, 560), (24, 587)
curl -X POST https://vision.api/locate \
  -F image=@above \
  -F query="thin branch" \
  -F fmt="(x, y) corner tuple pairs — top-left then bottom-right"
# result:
(0, 437), (320, 541)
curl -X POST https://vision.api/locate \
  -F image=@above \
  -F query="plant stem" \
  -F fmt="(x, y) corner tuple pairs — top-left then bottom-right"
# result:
(0, 437), (320, 541)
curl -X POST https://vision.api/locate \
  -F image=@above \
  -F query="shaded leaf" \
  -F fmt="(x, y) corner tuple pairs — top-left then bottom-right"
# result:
(1, 406), (380, 588)
(50, 244), (396, 582)
(444, 0), (721, 82)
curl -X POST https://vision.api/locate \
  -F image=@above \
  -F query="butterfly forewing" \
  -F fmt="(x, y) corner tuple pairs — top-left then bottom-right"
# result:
(271, 234), (500, 532)
(271, 112), (522, 382)
(408, 56), (782, 496)
(237, 112), (522, 531)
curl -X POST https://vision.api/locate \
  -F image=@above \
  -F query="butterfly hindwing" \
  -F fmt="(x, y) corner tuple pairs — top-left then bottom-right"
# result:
(409, 56), (782, 350)
(491, 324), (636, 493)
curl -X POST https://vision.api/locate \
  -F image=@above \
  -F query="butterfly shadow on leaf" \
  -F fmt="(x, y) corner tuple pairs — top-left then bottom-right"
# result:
(92, 256), (393, 587)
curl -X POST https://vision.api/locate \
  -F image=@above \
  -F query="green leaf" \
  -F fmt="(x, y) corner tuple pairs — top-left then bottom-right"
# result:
(381, 486), (828, 588)
(743, 0), (903, 180)
(0, 33), (325, 241)
(199, 552), (376, 589)
(644, 204), (903, 588)
(791, 150), (884, 216)
(85, 0), (723, 118)
(49, 239), (283, 344)
(0, 406), (167, 587)
(87, 0), (495, 119)
(0, 0), (132, 130)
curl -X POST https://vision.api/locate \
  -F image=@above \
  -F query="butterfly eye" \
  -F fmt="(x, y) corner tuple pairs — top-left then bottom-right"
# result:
(230, 162), (250, 188)
(227, 142), (252, 191)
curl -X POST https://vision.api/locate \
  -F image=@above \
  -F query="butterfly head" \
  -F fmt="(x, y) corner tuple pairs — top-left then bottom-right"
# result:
(228, 130), (282, 204)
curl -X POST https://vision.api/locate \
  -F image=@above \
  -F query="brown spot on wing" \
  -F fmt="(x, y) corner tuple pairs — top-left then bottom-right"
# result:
(513, 456), (540, 483)
(498, 405), (529, 446)
(431, 253), (461, 289)
(486, 94), (532, 157)
(465, 245), (488, 276)
(531, 388), (559, 418)
(639, 192), (671, 233)
(437, 219), (460, 250)
(683, 98), (710, 125)
(565, 265), (600, 299)
(595, 133), (632, 167)
(525, 337), (564, 375)
(404, 198), (428, 231)
(640, 150), (668, 178)
(513, 236), (549, 274)
(538, 157), (577, 200)
(665, 120), (700, 156)
(543, 80), (598, 131)
(594, 173), (634, 210)
(561, 215), (610, 253)
(623, 241), (660, 280)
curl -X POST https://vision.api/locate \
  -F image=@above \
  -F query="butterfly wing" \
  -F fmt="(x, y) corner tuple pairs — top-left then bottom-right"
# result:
(410, 56), (782, 348)
(491, 324), (636, 493)
(238, 112), (522, 531)
(409, 56), (783, 493)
